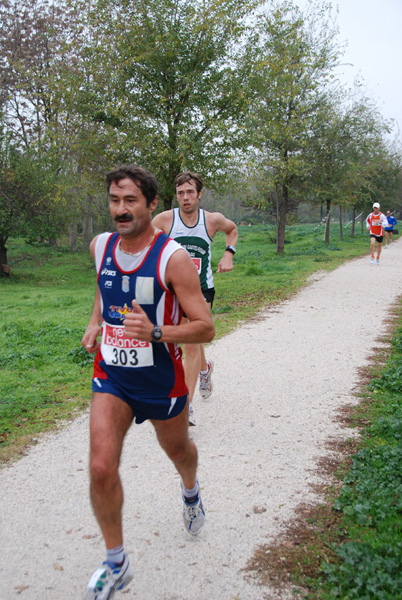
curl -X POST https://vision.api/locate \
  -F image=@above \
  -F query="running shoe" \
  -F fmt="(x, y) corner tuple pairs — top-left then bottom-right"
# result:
(82, 555), (133, 600)
(199, 360), (214, 399)
(182, 494), (205, 536)
(188, 402), (196, 426)
(370, 257), (375, 264)
(376, 258), (380, 265)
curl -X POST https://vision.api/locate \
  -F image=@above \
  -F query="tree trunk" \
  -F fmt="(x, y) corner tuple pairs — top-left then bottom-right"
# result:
(163, 193), (174, 211)
(69, 223), (78, 251)
(351, 206), (356, 238)
(339, 206), (343, 241)
(0, 236), (9, 277)
(276, 185), (288, 254)
(83, 213), (93, 249)
(324, 199), (331, 244)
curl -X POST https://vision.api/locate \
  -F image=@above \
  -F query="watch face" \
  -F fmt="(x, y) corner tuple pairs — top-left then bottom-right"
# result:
(152, 327), (162, 340)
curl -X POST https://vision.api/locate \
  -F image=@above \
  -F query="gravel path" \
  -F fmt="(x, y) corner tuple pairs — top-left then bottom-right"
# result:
(2, 241), (402, 600)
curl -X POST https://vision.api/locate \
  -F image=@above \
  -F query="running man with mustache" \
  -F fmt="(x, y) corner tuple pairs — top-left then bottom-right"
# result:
(81, 165), (214, 599)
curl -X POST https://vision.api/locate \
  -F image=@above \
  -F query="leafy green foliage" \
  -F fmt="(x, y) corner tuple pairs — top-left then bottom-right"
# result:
(369, 360), (402, 394)
(73, 0), (261, 208)
(323, 542), (402, 600)
(333, 445), (402, 527)
(0, 0), (400, 257)
(243, 1), (341, 252)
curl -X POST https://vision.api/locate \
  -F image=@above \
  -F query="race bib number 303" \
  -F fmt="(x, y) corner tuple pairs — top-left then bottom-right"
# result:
(101, 323), (154, 368)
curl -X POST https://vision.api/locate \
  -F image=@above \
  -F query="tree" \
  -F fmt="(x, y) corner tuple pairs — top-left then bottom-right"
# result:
(308, 92), (398, 243)
(70, 0), (262, 209)
(0, 0), (121, 248)
(244, 0), (340, 252)
(0, 114), (65, 270)
(306, 95), (353, 244)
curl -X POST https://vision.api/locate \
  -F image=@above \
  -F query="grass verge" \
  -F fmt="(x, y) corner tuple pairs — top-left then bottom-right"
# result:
(245, 297), (402, 599)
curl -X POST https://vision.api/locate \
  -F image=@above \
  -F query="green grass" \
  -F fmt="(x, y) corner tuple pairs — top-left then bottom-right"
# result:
(0, 239), (96, 458)
(0, 224), (368, 461)
(210, 223), (368, 334)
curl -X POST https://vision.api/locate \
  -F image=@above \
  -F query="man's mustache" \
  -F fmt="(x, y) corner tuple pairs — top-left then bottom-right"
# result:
(114, 214), (133, 222)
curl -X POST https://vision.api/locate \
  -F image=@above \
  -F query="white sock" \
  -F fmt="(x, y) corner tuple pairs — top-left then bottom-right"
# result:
(106, 544), (125, 566)
(182, 479), (200, 502)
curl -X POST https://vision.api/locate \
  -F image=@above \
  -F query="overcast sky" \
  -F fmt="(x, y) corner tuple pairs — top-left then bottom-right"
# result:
(295, 0), (402, 137)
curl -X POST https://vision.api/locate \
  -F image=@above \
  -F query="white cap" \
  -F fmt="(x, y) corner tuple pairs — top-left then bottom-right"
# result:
(372, 202), (380, 209)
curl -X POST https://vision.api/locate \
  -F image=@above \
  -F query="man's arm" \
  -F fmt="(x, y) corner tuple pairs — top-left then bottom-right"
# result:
(81, 286), (102, 353)
(81, 236), (102, 354)
(152, 210), (174, 235)
(123, 249), (215, 344)
(381, 214), (389, 228)
(207, 212), (238, 273)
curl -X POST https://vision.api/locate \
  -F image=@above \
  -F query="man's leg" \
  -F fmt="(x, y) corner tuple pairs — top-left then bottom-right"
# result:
(89, 392), (134, 549)
(151, 404), (198, 489)
(152, 407), (205, 536)
(199, 344), (208, 372)
(182, 301), (213, 420)
(370, 237), (376, 261)
(182, 342), (202, 404)
(377, 241), (382, 260)
(197, 301), (213, 398)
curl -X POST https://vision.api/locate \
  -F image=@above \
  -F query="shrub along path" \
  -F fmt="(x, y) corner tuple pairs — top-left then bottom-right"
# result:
(1, 241), (402, 600)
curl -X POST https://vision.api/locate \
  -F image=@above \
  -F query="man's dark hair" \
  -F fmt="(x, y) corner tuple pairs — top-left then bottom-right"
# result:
(106, 165), (158, 207)
(174, 171), (203, 194)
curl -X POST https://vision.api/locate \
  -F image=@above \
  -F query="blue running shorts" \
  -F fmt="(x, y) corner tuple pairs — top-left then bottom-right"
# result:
(92, 376), (187, 424)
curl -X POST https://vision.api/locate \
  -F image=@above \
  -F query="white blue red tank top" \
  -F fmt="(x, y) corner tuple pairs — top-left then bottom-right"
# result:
(93, 231), (187, 399)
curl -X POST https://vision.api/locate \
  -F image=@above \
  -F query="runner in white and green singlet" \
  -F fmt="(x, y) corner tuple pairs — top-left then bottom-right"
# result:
(153, 171), (238, 425)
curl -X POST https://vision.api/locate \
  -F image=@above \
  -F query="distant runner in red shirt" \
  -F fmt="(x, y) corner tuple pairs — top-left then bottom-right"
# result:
(366, 202), (389, 265)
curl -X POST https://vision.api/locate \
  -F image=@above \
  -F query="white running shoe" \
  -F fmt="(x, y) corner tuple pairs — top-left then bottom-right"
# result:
(182, 495), (205, 536)
(376, 259), (380, 266)
(370, 257), (375, 264)
(199, 360), (214, 399)
(188, 402), (196, 426)
(82, 555), (133, 600)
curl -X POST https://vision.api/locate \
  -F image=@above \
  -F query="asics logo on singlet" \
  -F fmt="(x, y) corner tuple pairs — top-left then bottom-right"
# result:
(101, 268), (116, 276)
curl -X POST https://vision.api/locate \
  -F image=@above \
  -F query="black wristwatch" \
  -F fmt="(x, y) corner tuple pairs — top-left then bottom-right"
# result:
(225, 245), (236, 255)
(151, 326), (163, 342)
